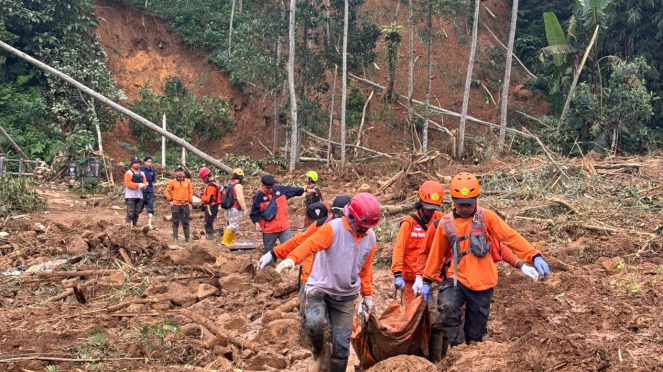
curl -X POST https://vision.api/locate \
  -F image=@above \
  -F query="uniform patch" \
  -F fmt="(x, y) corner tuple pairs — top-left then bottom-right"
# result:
(461, 188), (469, 196)
(431, 193), (440, 201)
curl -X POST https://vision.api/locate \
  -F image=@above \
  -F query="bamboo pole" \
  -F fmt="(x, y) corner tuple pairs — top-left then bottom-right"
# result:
(0, 125), (29, 160)
(162, 114), (166, 166)
(327, 65), (337, 166)
(0, 40), (233, 173)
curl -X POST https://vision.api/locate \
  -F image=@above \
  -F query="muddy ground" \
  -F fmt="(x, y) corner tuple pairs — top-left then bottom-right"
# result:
(1, 155), (662, 372)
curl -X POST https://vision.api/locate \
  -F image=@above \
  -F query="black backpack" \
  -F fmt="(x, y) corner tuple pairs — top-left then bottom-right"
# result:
(220, 182), (237, 210)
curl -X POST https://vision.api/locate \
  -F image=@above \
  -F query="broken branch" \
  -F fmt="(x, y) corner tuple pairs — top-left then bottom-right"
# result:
(302, 129), (392, 158)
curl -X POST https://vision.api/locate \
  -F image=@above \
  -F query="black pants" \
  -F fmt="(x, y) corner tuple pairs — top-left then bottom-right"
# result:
(437, 279), (493, 346)
(203, 204), (219, 235)
(172, 204), (190, 230)
(303, 288), (356, 369)
(126, 198), (144, 225)
(142, 191), (155, 214)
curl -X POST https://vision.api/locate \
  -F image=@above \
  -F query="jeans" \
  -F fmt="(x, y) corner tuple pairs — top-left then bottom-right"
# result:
(437, 279), (493, 346)
(126, 198), (143, 225)
(142, 191), (154, 214)
(303, 288), (356, 369)
(262, 228), (292, 253)
(172, 204), (190, 230)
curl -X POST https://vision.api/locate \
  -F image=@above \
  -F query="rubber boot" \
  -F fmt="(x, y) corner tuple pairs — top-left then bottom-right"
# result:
(148, 214), (154, 230)
(329, 361), (347, 372)
(428, 330), (445, 364)
(172, 227), (179, 243)
(206, 233), (214, 241)
(307, 351), (324, 372)
(220, 229), (232, 246)
(227, 230), (236, 246)
(184, 228), (191, 243)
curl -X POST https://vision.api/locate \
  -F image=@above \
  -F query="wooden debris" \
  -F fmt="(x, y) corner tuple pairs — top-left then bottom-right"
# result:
(382, 202), (418, 217)
(272, 281), (299, 298)
(34, 269), (121, 278)
(181, 309), (260, 352)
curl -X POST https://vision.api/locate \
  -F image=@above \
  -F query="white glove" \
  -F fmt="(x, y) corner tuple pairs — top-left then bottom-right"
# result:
(259, 252), (274, 270)
(275, 258), (295, 273)
(361, 296), (374, 316)
(413, 275), (424, 296)
(521, 264), (539, 281)
(138, 183), (146, 188)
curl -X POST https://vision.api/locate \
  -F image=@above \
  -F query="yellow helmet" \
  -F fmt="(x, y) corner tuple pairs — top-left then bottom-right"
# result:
(233, 168), (245, 176)
(306, 170), (319, 183)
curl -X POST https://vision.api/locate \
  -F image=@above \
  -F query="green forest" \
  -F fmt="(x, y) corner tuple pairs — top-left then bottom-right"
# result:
(0, 0), (661, 164)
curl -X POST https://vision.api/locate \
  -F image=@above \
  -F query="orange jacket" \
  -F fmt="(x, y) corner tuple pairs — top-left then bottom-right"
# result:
(250, 185), (305, 234)
(423, 209), (541, 291)
(124, 170), (147, 189)
(415, 218), (524, 281)
(391, 210), (444, 281)
(201, 180), (220, 206)
(287, 217), (375, 296)
(273, 219), (327, 283)
(165, 178), (193, 206)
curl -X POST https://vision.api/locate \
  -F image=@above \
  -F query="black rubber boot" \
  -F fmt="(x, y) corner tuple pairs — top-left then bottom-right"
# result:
(184, 228), (191, 242)
(172, 227), (179, 243)
(428, 330), (446, 363)
(206, 233), (214, 241)
(329, 360), (347, 372)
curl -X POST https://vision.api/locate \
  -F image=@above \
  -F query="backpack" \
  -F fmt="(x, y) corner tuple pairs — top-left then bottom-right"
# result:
(220, 181), (237, 210)
(436, 208), (504, 285)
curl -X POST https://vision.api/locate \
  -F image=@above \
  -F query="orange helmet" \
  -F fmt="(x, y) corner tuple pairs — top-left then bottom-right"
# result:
(418, 180), (444, 210)
(449, 173), (480, 201)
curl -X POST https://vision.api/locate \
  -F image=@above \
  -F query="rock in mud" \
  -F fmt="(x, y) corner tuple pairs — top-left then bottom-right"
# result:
(602, 256), (623, 275)
(197, 283), (220, 301)
(214, 254), (253, 275)
(218, 274), (251, 292)
(365, 355), (436, 372)
(68, 238), (89, 254)
(181, 323), (201, 337)
(255, 266), (280, 284)
(142, 284), (169, 298)
(258, 319), (301, 349)
(289, 349), (312, 362)
(223, 316), (248, 332)
(249, 350), (288, 370)
(163, 282), (198, 307)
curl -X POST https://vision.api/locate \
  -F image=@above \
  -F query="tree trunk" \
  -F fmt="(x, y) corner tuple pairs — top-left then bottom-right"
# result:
(90, 96), (104, 154)
(458, 0), (481, 158)
(327, 65), (338, 165)
(340, 0), (349, 171)
(423, 0), (432, 152)
(288, 0), (298, 171)
(229, 0), (236, 56)
(407, 0), (414, 128)
(325, 0), (331, 45)
(273, 42), (282, 155)
(238, 0), (242, 14)
(498, 0), (519, 149)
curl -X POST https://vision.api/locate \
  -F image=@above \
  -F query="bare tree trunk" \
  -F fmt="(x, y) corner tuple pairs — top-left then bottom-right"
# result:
(325, 0), (331, 45)
(423, 1), (432, 152)
(407, 0), (414, 128)
(327, 65), (338, 165)
(340, 0), (349, 171)
(458, 0), (481, 158)
(273, 42), (282, 155)
(238, 0), (242, 14)
(229, 0), (236, 56)
(499, 0), (519, 149)
(288, 0), (298, 171)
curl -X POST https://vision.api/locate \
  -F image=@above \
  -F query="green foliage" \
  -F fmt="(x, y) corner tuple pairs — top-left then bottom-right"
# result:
(141, 321), (180, 355)
(0, 177), (46, 217)
(0, 0), (124, 162)
(128, 78), (232, 148)
(44, 366), (60, 372)
(346, 86), (366, 128)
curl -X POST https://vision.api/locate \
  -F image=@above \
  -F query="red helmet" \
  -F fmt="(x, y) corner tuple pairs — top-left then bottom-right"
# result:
(345, 193), (381, 228)
(198, 167), (211, 179)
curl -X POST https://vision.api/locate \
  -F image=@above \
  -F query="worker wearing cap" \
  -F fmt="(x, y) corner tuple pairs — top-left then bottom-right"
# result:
(195, 167), (220, 241)
(140, 156), (157, 229)
(165, 165), (193, 243)
(220, 168), (248, 246)
(422, 173), (550, 349)
(275, 193), (381, 372)
(124, 157), (147, 227)
(391, 180), (445, 308)
(250, 174), (305, 253)
(305, 171), (323, 207)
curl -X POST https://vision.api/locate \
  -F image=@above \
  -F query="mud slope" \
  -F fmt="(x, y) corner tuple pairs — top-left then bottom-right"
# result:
(95, 0), (273, 161)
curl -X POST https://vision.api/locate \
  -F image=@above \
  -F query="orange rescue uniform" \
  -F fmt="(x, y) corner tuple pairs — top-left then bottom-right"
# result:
(423, 209), (540, 291)
(201, 180), (220, 206)
(165, 179), (193, 206)
(391, 210), (443, 306)
(273, 219), (327, 283)
(286, 217), (375, 297)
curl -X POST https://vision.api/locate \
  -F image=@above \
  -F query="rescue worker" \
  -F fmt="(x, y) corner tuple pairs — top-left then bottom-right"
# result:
(259, 196), (351, 313)
(275, 193), (381, 372)
(250, 174), (305, 253)
(195, 167), (220, 241)
(140, 156), (157, 229)
(124, 157), (147, 227)
(414, 203), (540, 363)
(305, 170), (323, 207)
(391, 180), (445, 308)
(421, 173), (550, 351)
(220, 168), (248, 246)
(165, 165), (193, 243)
